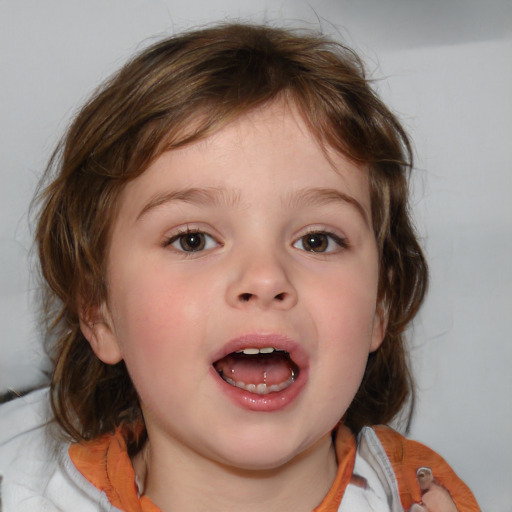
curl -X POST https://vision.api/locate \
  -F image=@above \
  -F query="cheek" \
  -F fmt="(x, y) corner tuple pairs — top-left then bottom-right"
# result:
(109, 286), (202, 416)
(318, 267), (379, 335)
(309, 265), (379, 385)
(108, 270), (206, 373)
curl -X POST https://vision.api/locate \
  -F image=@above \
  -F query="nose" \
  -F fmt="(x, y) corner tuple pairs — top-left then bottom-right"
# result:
(226, 249), (298, 310)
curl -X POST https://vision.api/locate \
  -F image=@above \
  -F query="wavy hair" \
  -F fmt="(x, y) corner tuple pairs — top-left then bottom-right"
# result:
(35, 23), (428, 449)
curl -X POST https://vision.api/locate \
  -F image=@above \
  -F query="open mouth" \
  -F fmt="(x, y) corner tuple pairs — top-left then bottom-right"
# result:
(213, 347), (300, 396)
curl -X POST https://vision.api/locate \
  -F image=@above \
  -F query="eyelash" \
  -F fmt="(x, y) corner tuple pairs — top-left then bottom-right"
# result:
(163, 228), (348, 255)
(163, 228), (219, 254)
(293, 230), (349, 254)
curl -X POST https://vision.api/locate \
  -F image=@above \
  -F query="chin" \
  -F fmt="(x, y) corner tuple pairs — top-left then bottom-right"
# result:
(220, 447), (299, 472)
(208, 427), (319, 472)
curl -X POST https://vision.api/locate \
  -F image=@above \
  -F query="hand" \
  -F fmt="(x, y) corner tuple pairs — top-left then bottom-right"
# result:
(409, 467), (458, 512)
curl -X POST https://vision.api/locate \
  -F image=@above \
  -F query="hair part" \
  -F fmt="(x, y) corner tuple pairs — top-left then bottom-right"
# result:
(36, 22), (427, 447)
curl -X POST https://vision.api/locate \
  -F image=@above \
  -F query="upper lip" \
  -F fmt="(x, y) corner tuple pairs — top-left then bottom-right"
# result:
(210, 333), (309, 370)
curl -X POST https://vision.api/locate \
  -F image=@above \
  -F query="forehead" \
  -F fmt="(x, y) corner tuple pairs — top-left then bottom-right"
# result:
(116, 101), (372, 221)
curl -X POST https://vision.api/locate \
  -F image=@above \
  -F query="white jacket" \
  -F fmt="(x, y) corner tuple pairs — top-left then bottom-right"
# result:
(0, 388), (476, 511)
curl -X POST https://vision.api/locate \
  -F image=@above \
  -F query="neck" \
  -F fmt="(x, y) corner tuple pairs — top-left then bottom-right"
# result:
(134, 432), (339, 512)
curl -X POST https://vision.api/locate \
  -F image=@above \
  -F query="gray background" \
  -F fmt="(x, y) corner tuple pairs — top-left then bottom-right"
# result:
(1, 0), (511, 508)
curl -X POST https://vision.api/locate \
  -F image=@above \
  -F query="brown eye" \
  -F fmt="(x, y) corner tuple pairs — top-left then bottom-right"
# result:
(293, 231), (348, 253)
(179, 232), (206, 251)
(167, 231), (218, 252)
(302, 233), (329, 252)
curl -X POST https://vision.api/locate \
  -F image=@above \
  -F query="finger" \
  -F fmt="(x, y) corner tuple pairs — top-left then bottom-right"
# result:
(422, 485), (458, 512)
(410, 504), (428, 512)
(417, 466), (434, 491)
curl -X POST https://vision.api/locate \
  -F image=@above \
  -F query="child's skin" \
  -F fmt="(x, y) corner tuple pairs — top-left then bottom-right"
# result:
(81, 100), (386, 512)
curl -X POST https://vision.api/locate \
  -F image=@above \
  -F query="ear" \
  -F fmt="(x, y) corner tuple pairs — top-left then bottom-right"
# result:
(79, 302), (123, 365)
(369, 302), (388, 353)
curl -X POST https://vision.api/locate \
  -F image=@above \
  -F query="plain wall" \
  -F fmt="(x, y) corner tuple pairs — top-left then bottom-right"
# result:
(1, 0), (511, 508)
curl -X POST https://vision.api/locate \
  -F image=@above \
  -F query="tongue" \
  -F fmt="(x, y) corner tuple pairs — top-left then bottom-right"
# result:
(214, 352), (294, 386)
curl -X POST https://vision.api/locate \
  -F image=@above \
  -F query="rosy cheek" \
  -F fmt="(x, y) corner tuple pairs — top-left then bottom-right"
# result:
(118, 284), (198, 357)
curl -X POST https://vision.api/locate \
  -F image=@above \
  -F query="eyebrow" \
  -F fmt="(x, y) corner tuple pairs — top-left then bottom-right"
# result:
(137, 186), (370, 226)
(283, 187), (371, 227)
(137, 187), (242, 220)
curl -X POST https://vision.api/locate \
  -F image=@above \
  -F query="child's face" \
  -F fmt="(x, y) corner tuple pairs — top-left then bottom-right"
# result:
(86, 101), (385, 471)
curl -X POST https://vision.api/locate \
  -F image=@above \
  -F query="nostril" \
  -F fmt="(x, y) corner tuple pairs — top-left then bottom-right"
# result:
(274, 293), (286, 301)
(239, 293), (253, 302)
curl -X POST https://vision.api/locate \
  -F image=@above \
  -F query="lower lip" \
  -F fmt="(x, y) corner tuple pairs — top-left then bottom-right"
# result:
(210, 366), (308, 412)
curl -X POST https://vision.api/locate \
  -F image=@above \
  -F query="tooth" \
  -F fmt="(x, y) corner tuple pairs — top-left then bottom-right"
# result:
(242, 348), (260, 355)
(235, 347), (278, 354)
(219, 370), (297, 395)
(256, 383), (267, 394)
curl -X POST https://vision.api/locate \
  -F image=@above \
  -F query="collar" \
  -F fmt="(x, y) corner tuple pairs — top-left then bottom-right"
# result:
(69, 426), (357, 512)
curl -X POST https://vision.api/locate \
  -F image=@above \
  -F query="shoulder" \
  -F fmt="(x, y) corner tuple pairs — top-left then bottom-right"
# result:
(0, 387), (53, 470)
(0, 388), (118, 512)
(0, 388), (58, 510)
(361, 426), (480, 512)
(0, 388), (50, 438)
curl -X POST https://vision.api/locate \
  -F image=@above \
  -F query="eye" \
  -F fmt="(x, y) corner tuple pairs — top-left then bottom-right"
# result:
(166, 231), (218, 252)
(293, 231), (348, 253)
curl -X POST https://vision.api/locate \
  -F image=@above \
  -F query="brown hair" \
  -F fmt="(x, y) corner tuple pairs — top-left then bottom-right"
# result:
(36, 22), (427, 447)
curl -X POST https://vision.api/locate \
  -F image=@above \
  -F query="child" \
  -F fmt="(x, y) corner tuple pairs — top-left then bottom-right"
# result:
(0, 23), (479, 511)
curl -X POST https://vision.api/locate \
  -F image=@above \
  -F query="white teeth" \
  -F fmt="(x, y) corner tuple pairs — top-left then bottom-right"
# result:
(219, 347), (295, 395)
(256, 383), (267, 394)
(236, 347), (276, 355)
(240, 348), (260, 355)
(224, 376), (295, 395)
